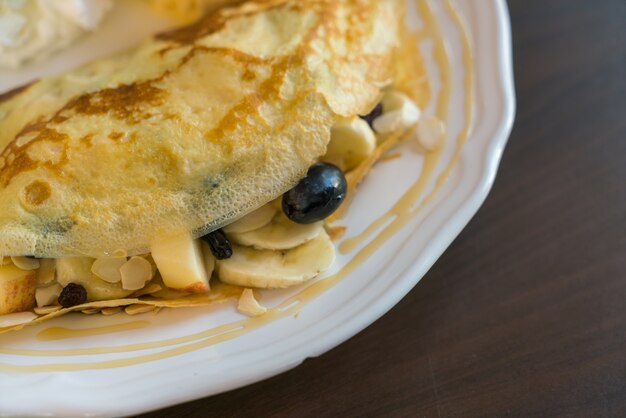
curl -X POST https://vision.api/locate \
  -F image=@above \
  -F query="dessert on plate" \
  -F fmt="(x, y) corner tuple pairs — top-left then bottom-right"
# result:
(0, 0), (437, 331)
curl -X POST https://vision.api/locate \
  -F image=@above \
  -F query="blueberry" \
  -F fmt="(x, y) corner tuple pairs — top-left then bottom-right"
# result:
(359, 102), (383, 129)
(201, 229), (233, 259)
(282, 163), (347, 224)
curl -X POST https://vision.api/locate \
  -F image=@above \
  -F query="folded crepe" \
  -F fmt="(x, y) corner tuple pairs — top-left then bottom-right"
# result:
(0, 0), (400, 259)
(0, 0), (434, 332)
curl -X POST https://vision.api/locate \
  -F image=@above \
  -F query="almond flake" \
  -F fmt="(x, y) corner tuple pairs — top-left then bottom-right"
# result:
(91, 256), (126, 283)
(34, 305), (61, 315)
(120, 256), (154, 290)
(11, 256), (40, 270)
(81, 308), (100, 315)
(237, 289), (267, 317)
(125, 304), (155, 315)
(35, 283), (62, 307)
(416, 116), (445, 151)
(36, 259), (56, 286)
(100, 307), (122, 316)
(325, 224), (347, 241)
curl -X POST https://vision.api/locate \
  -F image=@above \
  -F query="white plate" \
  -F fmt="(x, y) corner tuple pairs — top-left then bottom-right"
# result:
(0, 1), (515, 416)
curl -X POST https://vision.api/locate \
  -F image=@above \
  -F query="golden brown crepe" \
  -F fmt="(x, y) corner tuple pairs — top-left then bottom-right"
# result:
(0, 0), (400, 258)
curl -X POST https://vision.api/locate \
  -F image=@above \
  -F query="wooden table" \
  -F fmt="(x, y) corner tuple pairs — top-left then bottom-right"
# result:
(139, 0), (626, 416)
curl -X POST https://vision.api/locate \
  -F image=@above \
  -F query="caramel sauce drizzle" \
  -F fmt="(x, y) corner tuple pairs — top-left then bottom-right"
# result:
(37, 321), (150, 341)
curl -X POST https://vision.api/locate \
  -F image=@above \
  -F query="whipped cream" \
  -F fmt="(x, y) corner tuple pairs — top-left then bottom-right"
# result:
(0, 0), (112, 68)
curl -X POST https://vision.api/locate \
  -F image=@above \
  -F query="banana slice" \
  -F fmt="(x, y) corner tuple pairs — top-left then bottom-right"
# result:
(217, 230), (336, 289)
(151, 233), (210, 293)
(224, 204), (277, 234)
(11, 256), (40, 271)
(373, 91), (421, 135)
(324, 116), (376, 171)
(229, 212), (323, 251)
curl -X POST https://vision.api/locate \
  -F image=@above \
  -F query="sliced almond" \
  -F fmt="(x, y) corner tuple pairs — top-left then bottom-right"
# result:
(91, 256), (127, 283)
(81, 308), (100, 315)
(120, 256), (154, 290)
(11, 256), (40, 271)
(125, 304), (155, 315)
(35, 283), (62, 308)
(325, 224), (347, 241)
(141, 254), (158, 277)
(34, 305), (62, 315)
(0, 256), (11, 266)
(416, 116), (445, 151)
(0, 311), (38, 327)
(237, 289), (267, 317)
(100, 307), (122, 316)
(36, 259), (56, 286)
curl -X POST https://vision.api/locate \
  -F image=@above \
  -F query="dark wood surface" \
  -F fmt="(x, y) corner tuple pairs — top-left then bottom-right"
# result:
(138, 0), (626, 416)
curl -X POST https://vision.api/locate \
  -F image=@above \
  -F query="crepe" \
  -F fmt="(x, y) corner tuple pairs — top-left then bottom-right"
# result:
(0, 0), (400, 258)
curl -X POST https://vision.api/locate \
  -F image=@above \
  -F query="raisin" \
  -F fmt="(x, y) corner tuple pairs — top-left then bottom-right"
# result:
(201, 229), (233, 260)
(58, 283), (87, 308)
(359, 102), (383, 129)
